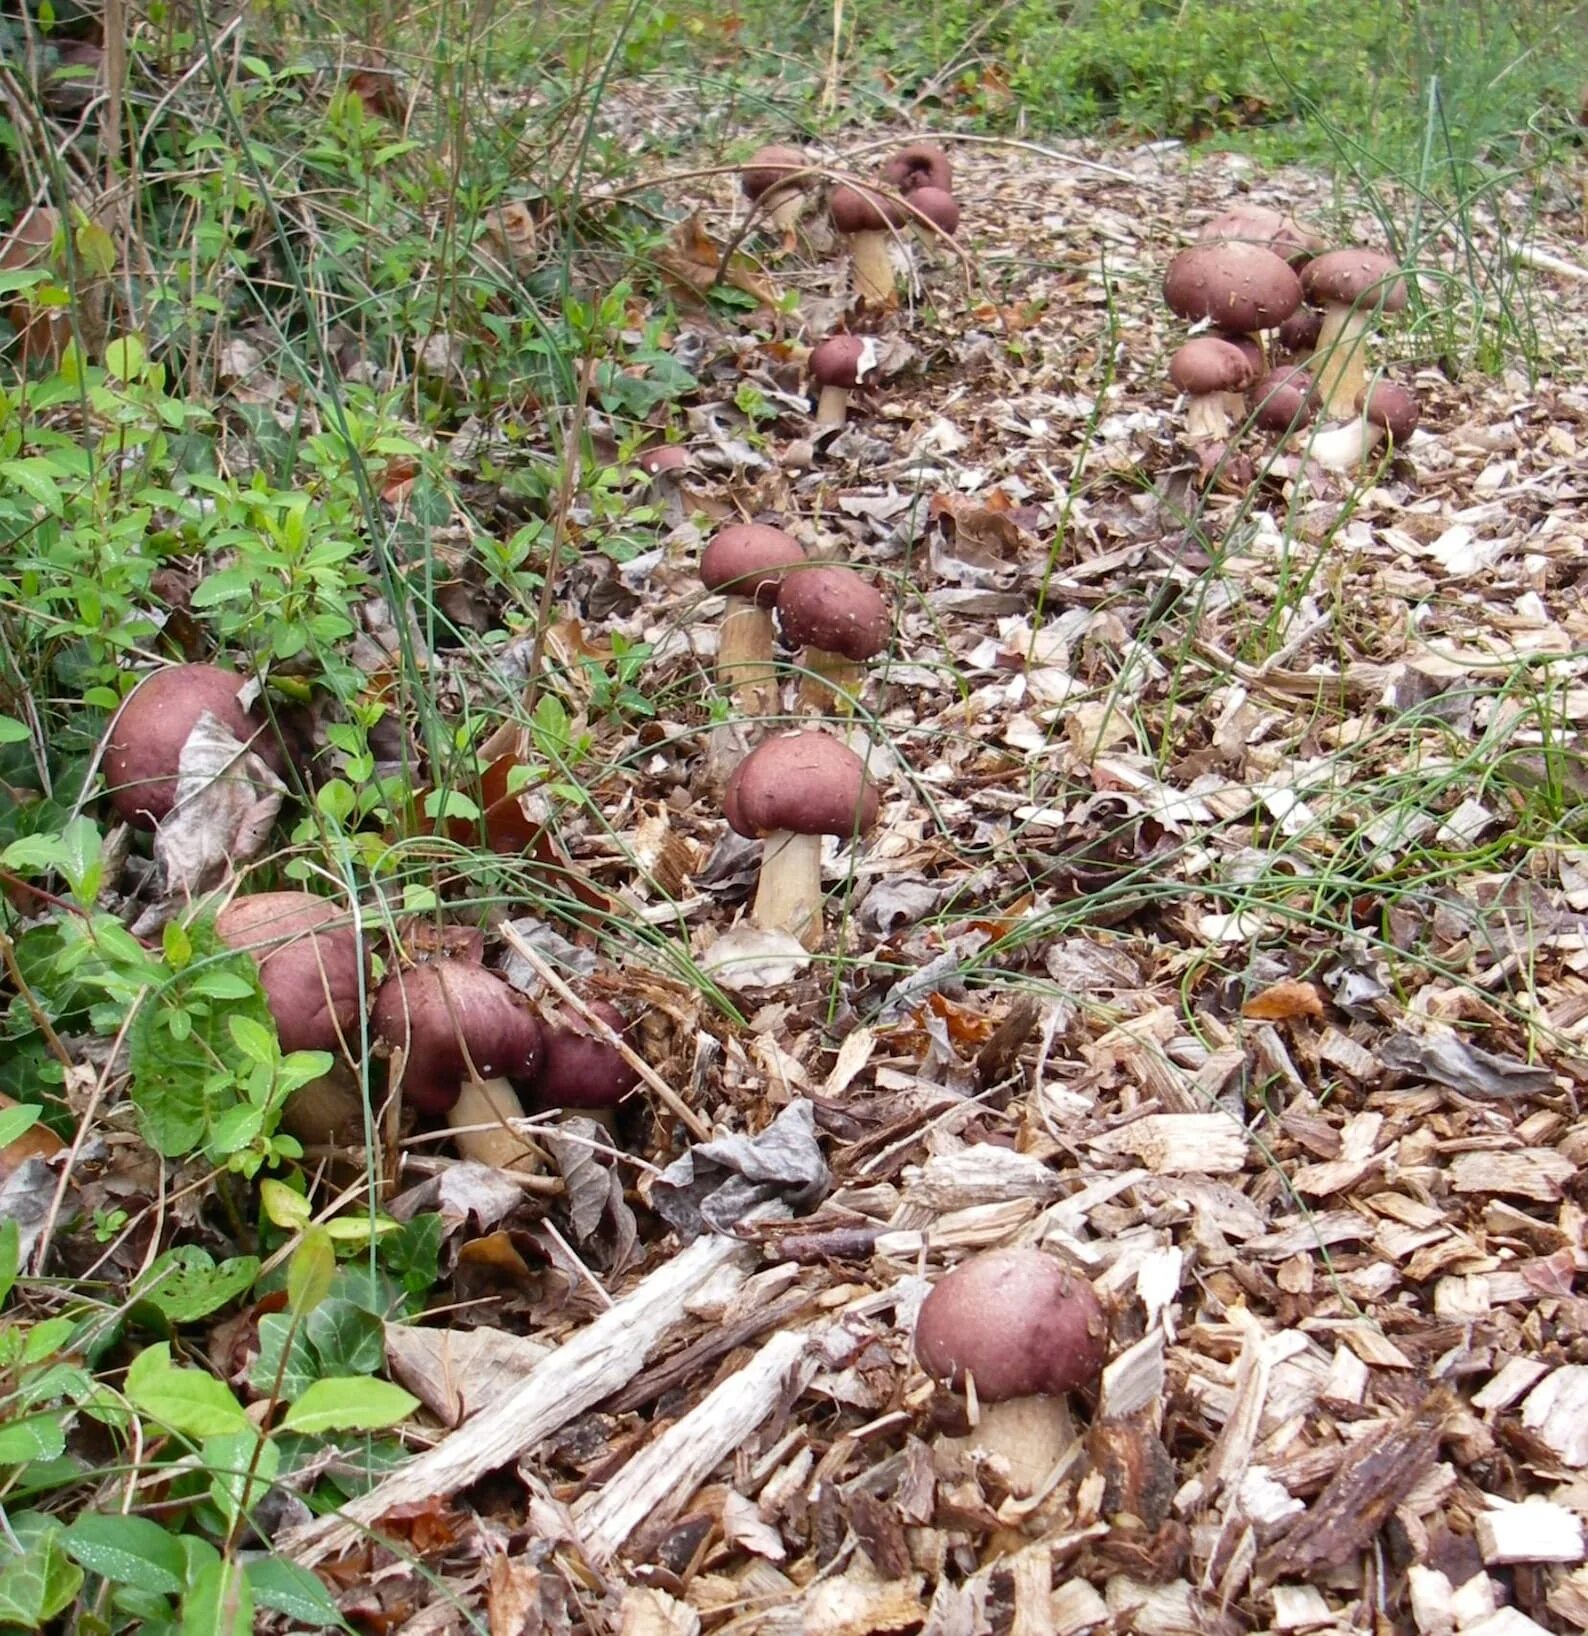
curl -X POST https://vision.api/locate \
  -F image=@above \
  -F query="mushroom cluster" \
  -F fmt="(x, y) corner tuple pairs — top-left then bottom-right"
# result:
(1163, 204), (1421, 475)
(823, 142), (960, 307)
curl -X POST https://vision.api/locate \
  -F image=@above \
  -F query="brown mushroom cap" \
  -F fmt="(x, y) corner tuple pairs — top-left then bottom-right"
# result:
(1251, 366), (1316, 432)
(1214, 331), (1264, 374)
(0, 207), (59, 272)
(1163, 243), (1303, 333)
(829, 184), (908, 234)
(914, 1248), (1107, 1400)
(724, 731), (879, 840)
(215, 892), (366, 1058)
(1169, 336), (1256, 396)
(906, 186), (960, 237)
(372, 961), (543, 1115)
(638, 445), (690, 477)
(701, 523), (807, 607)
(104, 664), (284, 831)
(532, 999), (640, 1111)
(809, 335), (872, 392)
(1277, 306), (1324, 354)
(742, 145), (809, 201)
(1198, 204), (1326, 267)
(1359, 380), (1420, 440)
(881, 142), (952, 195)
(776, 565), (889, 662)
(1301, 249), (1407, 313)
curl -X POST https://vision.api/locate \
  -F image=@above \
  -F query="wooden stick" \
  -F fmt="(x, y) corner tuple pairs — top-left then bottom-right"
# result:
(573, 1326), (815, 1564)
(280, 1220), (762, 1565)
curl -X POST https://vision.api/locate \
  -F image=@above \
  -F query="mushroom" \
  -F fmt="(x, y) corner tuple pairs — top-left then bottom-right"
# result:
(636, 444), (692, 525)
(881, 142), (952, 195)
(1250, 365), (1317, 441)
(1168, 336), (1257, 441)
(914, 1247), (1108, 1496)
(1163, 242), (1303, 360)
(1299, 249), (1408, 417)
(905, 186), (960, 243)
(808, 334), (875, 427)
(103, 663), (285, 830)
(724, 730), (879, 949)
(741, 145), (812, 242)
(0, 207), (67, 368)
(1307, 379), (1420, 472)
(214, 892), (369, 1147)
(531, 999), (640, 1118)
(372, 959), (544, 1172)
(1277, 305), (1324, 362)
(1197, 204), (1325, 267)
(828, 184), (909, 306)
(1211, 331), (1264, 418)
(775, 563), (889, 711)
(700, 522), (807, 715)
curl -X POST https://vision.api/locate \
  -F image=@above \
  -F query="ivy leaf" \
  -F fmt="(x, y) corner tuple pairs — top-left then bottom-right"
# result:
(281, 1377), (418, 1435)
(63, 1513), (185, 1595)
(248, 1314), (316, 1402)
(132, 1249), (260, 1326)
(0, 1521), (83, 1624)
(305, 1300), (384, 1377)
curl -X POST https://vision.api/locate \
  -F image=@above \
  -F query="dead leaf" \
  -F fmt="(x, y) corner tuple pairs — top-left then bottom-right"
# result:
(1241, 979), (1325, 1020)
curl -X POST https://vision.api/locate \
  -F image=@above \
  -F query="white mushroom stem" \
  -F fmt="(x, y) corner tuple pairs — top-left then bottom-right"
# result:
(1312, 304), (1372, 418)
(766, 191), (804, 236)
(815, 385), (852, 426)
(848, 232), (895, 304)
(447, 1077), (543, 1173)
(1305, 415), (1386, 472)
(1184, 392), (1232, 442)
(752, 830), (825, 949)
(798, 647), (864, 712)
(717, 596), (779, 716)
(936, 1393), (1078, 1497)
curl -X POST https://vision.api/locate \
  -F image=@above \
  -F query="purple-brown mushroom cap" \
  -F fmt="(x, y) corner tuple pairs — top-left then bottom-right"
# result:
(104, 663), (284, 831)
(914, 1248), (1108, 1400)
(1277, 306), (1324, 355)
(701, 523), (807, 607)
(1301, 249), (1407, 314)
(1169, 336), (1256, 396)
(776, 565), (889, 662)
(638, 445), (690, 477)
(809, 335), (871, 392)
(906, 187), (960, 237)
(741, 145), (809, 201)
(372, 961), (543, 1115)
(216, 892), (366, 1058)
(1252, 366), (1316, 432)
(829, 184), (908, 234)
(1214, 331), (1264, 374)
(532, 999), (640, 1111)
(882, 143), (953, 195)
(1163, 242), (1303, 334)
(1359, 380), (1420, 441)
(724, 731), (879, 840)
(1198, 204), (1326, 267)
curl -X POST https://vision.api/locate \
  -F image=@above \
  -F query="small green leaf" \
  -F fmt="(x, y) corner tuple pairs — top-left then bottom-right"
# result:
(63, 1512), (185, 1595)
(247, 1557), (345, 1629)
(248, 1314), (315, 1401)
(259, 1179), (311, 1232)
(0, 1521), (83, 1624)
(202, 1429), (278, 1533)
(227, 1015), (277, 1068)
(0, 1412), (67, 1465)
(133, 1249), (260, 1325)
(181, 1552), (252, 1636)
(0, 716), (30, 744)
(0, 1218), (19, 1308)
(0, 1104), (42, 1150)
(102, 334), (147, 382)
(281, 1377), (418, 1435)
(125, 1344), (248, 1439)
(286, 1225), (335, 1318)
(305, 1300), (384, 1377)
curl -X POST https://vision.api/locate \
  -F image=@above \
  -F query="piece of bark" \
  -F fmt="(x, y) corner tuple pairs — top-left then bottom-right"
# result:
(1257, 1390), (1451, 1583)
(282, 1221), (764, 1565)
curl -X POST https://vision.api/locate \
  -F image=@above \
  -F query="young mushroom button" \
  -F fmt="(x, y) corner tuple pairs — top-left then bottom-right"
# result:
(809, 335), (874, 427)
(775, 564), (889, 711)
(1168, 336), (1257, 442)
(1250, 366), (1316, 437)
(1299, 249), (1407, 417)
(724, 730), (879, 950)
(531, 999), (641, 1117)
(914, 1247), (1108, 1496)
(215, 892), (368, 1147)
(829, 184), (909, 306)
(372, 960), (545, 1173)
(906, 187), (960, 242)
(104, 663), (285, 831)
(700, 523), (807, 715)
(881, 142), (952, 195)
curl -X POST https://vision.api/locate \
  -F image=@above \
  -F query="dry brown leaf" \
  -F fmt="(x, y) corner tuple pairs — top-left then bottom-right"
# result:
(1241, 979), (1325, 1020)
(654, 212), (784, 309)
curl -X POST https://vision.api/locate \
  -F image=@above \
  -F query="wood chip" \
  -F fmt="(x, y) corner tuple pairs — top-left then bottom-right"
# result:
(1474, 1495), (1585, 1564)
(1087, 1112), (1248, 1174)
(1448, 1149), (1576, 1201)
